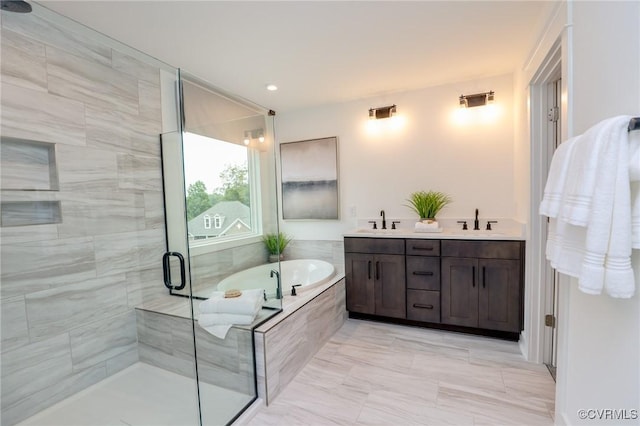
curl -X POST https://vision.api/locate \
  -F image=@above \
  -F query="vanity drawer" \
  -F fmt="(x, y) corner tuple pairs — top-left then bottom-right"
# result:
(406, 239), (440, 256)
(344, 237), (405, 255)
(441, 240), (522, 259)
(406, 256), (440, 290)
(407, 290), (440, 323)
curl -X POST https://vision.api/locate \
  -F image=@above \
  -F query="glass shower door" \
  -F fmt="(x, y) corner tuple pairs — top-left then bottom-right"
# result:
(161, 71), (282, 425)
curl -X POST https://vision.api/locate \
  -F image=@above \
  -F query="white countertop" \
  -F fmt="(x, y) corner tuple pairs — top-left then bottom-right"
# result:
(344, 218), (525, 241)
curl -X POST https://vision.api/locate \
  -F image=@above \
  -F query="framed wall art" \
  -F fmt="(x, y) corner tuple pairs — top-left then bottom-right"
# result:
(280, 136), (338, 220)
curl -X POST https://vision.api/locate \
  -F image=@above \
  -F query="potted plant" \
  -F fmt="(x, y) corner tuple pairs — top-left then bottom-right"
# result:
(406, 190), (452, 227)
(262, 232), (291, 262)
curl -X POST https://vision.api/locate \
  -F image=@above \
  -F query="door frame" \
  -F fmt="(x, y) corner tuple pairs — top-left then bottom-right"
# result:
(527, 39), (563, 364)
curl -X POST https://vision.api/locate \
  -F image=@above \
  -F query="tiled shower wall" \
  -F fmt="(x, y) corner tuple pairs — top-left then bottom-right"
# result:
(0, 10), (167, 425)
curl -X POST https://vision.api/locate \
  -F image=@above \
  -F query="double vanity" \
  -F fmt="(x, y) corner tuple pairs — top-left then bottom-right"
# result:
(343, 224), (525, 340)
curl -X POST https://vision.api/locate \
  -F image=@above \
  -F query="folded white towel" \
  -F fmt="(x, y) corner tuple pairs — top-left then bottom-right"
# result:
(198, 288), (263, 315)
(198, 312), (257, 339)
(539, 136), (578, 218)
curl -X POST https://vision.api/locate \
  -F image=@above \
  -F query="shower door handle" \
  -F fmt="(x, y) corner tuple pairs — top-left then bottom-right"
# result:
(162, 252), (186, 291)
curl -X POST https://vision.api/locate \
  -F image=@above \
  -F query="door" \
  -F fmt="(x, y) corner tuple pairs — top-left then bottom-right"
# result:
(543, 77), (562, 379)
(374, 254), (406, 318)
(161, 70), (279, 425)
(478, 259), (521, 332)
(441, 257), (478, 327)
(345, 253), (375, 314)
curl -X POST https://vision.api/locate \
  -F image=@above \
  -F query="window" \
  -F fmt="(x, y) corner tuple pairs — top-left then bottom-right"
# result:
(183, 132), (260, 246)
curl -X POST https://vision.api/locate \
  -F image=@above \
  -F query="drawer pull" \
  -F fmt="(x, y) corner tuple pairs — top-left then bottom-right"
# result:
(413, 303), (434, 310)
(412, 271), (434, 276)
(412, 246), (434, 251)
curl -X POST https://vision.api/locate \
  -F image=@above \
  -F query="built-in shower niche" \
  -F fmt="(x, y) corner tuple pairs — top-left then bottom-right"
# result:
(0, 137), (61, 227)
(1, 137), (59, 191)
(0, 201), (61, 227)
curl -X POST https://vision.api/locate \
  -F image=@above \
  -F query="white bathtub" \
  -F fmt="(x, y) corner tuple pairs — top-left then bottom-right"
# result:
(217, 259), (336, 299)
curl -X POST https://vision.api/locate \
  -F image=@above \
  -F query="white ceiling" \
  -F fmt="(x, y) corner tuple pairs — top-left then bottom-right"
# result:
(38, 1), (550, 113)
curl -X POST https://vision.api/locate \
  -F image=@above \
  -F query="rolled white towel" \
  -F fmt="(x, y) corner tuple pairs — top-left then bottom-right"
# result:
(199, 288), (263, 315)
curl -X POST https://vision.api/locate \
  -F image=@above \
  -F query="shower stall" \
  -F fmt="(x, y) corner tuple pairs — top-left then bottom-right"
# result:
(0, 4), (280, 425)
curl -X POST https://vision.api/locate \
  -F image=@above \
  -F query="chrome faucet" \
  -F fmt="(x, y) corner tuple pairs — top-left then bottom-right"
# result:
(474, 208), (480, 230)
(380, 210), (387, 230)
(270, 269), (282, 299)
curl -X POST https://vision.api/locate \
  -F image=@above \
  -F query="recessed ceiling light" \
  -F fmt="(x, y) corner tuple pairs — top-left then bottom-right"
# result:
(266, 84), (278, 91)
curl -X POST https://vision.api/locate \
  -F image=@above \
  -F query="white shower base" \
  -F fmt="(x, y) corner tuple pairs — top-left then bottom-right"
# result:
(16, 362), (252, 426)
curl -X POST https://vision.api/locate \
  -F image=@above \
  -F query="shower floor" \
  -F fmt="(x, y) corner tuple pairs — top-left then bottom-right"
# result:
(17, 362), (254, 426)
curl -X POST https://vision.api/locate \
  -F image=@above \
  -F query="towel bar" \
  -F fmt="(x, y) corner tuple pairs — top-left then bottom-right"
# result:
(629, 117), (639, 132)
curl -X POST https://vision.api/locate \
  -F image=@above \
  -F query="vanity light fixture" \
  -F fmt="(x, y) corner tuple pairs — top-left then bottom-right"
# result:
(243, 128), (265, 145)
(458, 91), (495, 108)
(368, 104), (397, 120)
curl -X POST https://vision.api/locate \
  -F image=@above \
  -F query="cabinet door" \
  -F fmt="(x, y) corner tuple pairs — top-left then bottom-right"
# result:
(374, 254), (406, 319)
(345, 253), (375, 314)
(441, 257), (478, 327)
(478, 259), (521, 332)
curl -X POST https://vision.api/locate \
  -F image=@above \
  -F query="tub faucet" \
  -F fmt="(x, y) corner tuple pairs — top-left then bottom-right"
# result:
(474, 208), (480, 230)
(380, 210), (387, 230)
(270, 269), (282, 299)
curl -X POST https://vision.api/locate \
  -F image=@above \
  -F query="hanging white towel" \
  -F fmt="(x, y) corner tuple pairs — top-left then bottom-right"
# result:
(629, 130), (640, 249)
(578, 117), (631, 295)
(539, 136), (579, 218)
(558, 119), (618, 226)
(540, 115), (636, 298)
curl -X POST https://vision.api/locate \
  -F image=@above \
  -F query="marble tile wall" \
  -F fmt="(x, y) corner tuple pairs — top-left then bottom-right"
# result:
(136, 309), (255, 396)
(0, 10), (169, 426)
(255, 279), (347, 404)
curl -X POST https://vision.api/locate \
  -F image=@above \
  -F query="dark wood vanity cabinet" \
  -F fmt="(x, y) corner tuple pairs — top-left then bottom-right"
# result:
(344, 236), (524, 338)
(344, 238), (406, 319)
(441, 241), (524, 333)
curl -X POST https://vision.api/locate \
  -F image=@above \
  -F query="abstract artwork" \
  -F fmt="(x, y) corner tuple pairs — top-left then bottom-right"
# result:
(280, 137), (338, 220)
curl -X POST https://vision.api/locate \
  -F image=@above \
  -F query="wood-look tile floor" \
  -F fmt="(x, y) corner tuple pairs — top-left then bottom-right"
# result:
(247, 319), (555, 426)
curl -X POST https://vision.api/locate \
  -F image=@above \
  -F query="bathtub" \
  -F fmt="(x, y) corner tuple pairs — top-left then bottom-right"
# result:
(217, 259), (336, 299)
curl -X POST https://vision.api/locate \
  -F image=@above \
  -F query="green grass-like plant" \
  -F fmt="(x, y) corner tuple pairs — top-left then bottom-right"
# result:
(262, 232), (291, 255)
(406, 191), (452, 219)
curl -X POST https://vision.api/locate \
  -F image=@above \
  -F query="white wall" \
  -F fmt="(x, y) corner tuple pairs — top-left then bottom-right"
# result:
(554, 1), (640, 425)
(276, 73), (516, 240)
